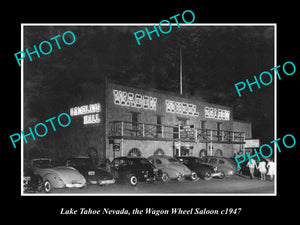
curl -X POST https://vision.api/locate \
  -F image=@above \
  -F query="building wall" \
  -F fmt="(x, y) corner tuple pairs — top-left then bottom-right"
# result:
(105, 82), (250, 160)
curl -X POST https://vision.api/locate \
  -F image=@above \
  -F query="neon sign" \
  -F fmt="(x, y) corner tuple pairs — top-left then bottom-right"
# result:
(113, 90), (157, 111)
(70, 103), (101, 116)
(70, 103), (101, 124)
(165, 100), (199, 117)
(204, 107), (230, 121)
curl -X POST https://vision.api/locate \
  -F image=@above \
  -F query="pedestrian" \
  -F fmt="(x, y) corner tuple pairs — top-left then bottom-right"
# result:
(267, 158), (276, 181)
(257, 160), (267, 181)
(247, 158), (257, 179)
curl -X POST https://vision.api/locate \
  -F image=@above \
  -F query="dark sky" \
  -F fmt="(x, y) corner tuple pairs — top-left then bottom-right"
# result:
(24, 25), (274, 144)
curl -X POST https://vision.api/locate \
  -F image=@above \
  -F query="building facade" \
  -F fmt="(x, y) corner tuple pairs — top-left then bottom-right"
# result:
(68, 81), (252, 164)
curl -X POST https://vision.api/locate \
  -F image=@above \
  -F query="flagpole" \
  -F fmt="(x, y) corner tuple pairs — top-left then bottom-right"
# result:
(180, 45), (183, 95)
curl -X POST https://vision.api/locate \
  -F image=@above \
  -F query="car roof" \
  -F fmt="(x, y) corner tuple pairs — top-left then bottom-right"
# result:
(148, 155), (173, 159)
(30, 158), (52, 162)
(67, 156), (90, 160)
(113, 156), (147, 160)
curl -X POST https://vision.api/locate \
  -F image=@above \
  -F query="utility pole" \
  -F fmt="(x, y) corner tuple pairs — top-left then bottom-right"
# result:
(180, 45), (183, 95)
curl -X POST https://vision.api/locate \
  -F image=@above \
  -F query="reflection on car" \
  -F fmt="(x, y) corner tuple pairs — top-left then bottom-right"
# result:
(30, 158), (86, 193)
(110, 156), (159, 186)
(176, 156), (225, 180)
(148, 155), (198, 182)
(66, 156), (115, 186)
(201, 156), (237, 176)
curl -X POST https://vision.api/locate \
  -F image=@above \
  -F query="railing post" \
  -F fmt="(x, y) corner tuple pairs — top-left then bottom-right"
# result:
(121, 121), (124, 137)
(142, 123), (145, 137)
(161, 125), (164, 138)
(232, 131), (235, 142)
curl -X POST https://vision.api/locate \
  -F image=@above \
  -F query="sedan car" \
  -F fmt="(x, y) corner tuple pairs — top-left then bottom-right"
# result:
(201, 156), (237, 176)
(66, 156), (115, 185)
(176, 156), (225, 180)
(148, 155), (198, 182)
(30, 158), (86, 193)
(110, 156), (159, 186)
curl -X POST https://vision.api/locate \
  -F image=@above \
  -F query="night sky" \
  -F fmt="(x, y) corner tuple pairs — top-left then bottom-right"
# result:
(23, 25), (274, 145)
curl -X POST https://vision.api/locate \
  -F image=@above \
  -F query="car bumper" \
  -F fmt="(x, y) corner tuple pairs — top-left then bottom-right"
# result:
(65, 183), (85, 188)
(211, 172), (223, 177)
(99, 179), (115, 185)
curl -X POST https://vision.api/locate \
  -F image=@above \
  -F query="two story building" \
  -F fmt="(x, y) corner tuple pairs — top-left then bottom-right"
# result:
(68, 81), (251, 163)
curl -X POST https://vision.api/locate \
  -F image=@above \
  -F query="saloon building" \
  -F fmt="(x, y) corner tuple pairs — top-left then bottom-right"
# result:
(68, 81), (252, 163)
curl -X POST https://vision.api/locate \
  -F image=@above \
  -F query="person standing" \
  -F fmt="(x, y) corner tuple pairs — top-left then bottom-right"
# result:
(267, 159), (276, 181)
(257, 160), (267, 181)
(247, 158), (257, 179)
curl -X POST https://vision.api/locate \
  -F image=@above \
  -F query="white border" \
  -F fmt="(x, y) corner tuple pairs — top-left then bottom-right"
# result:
(21, 23), (277, 196)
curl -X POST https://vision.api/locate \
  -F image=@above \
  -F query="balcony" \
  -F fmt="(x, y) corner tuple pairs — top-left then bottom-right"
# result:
(108, 121), (245, 144)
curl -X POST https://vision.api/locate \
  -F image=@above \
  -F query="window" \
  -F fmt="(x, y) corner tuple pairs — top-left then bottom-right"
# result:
(215, 149), (223, 156)
(128, 148), (141, 157)
(216, 122), (222, 141)
(200, 120), (207, 129)
(219, 160), (225, 164)
(209, 158), (218, 164)
(199, 149), (206, 158)
(177, 117), (188, 126)
(154, 148), (165, 156)
(155, 159), (162, 164)
(156, 116), (162, 135)
(131, 112), (139, 131)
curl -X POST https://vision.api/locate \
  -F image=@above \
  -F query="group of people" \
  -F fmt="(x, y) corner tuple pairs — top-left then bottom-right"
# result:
(246, 158), (275, 181)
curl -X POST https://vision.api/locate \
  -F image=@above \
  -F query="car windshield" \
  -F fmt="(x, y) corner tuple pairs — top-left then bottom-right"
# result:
(32, 159), (52, 168)
(134, 158), (152, 166)
(71, 158), (93, 167)
(168, 158), (179, 163)
(190, 157), (204, 164)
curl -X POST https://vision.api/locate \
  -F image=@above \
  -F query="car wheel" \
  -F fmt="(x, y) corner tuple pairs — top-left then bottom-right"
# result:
(191, 172), (199, 181)
(128, 175), (138, 186)
(177, 175), (185, 182)
(43, 180), (53, 193)
(161, 172), (169, 183)
(203, 172), (212, 181)
(219, 172), (225, 179)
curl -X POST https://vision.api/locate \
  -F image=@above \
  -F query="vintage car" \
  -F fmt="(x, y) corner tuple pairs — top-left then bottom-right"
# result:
(148, 155), (198, 182)
(201, 156), (238, 176)
(23, 162), (44, 193)
(30, 158), (86, 193)
(110, 156), (159, 186)
(176, 156), (225, 180)
(66, 156), (115, 185)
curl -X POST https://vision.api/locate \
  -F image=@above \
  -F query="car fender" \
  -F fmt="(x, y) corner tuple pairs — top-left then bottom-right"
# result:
(43, 173), (65, 188)
(159, 167), (180, 179)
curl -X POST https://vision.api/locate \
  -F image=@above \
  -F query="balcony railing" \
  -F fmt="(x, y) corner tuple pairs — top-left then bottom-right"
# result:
(108, 120), (245, 143)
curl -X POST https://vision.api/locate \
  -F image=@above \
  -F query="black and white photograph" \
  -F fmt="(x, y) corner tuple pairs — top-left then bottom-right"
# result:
(5, 4), (298, 222)
(20, 24), (275, 195)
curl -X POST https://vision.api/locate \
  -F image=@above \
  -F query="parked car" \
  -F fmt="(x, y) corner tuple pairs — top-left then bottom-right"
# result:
(110, 156), (159, 186)
(23, 162), (44, 193)
(30, 158), (86, 193)
(66, 156), (115, 185)
(176, 156), (225, 180)
(148, 155), (198, 182)
(201, 156), (237, 176)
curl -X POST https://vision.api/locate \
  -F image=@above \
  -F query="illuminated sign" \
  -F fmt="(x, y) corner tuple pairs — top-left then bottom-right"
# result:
(204, 107), (230, 121)
(70, 103), (101, 124)
(70, 103), (101, 116)
(113, 90), (157, 111)
(166, 100), (199, 117)
(245, 139), (260, 148)
(83, 114), (100, 125)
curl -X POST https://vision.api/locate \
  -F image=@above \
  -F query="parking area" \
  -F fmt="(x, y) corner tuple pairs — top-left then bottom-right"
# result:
(50, 175), (274, 194)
